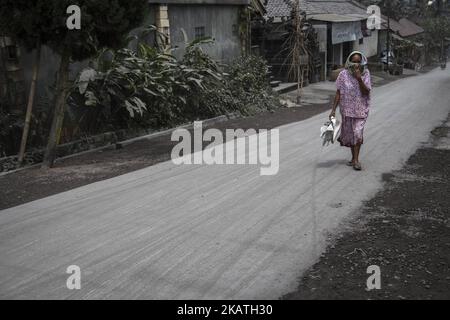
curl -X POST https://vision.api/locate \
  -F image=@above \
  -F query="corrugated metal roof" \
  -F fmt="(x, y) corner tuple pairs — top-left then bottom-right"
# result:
(306, 0), (368, 16)
(380, 16), (424, 37)
(308, 13), (365, 22)
(398, 18), (424, 37)
(265, 0), (369, 19)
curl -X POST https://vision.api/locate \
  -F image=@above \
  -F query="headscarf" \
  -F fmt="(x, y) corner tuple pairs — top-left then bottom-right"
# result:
(345, 50), (368, 75)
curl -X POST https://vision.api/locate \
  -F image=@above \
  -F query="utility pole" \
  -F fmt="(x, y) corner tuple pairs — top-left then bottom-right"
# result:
(386, 1), (391, 72)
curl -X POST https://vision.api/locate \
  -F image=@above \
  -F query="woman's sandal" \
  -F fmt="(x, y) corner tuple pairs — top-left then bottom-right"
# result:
(353, 163), (362, 171)
(346, 161), (354, 167)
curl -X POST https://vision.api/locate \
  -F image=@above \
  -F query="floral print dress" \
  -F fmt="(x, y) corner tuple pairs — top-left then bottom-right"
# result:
(335, 68), (372, 147)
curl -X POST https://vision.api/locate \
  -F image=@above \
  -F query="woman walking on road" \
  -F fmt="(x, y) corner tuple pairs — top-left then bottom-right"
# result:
(329, 51), (372, 171)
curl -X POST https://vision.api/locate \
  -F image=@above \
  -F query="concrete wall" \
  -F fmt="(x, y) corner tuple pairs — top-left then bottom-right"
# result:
(353, 29), (379, 58)
(168, 5), (242, 63)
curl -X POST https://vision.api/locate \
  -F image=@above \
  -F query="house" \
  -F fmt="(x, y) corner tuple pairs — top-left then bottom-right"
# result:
(305, 0), (376, 76)
(146, 0), (252, 63)
(262, 0), (375, 80)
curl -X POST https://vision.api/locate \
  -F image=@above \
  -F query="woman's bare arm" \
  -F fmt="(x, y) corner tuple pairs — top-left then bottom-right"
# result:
(357, 77), (370, 96)
(354, 69), (370, 96)
(329, 90), (340, 119)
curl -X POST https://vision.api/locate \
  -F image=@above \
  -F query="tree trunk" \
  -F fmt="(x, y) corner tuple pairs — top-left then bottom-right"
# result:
(18, 41), (41, 165)
(42, 50), (71, 168)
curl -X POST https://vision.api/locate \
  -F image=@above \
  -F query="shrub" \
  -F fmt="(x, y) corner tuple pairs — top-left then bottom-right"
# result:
(226, 54), (280, 115)
(69, 39), (280, 136)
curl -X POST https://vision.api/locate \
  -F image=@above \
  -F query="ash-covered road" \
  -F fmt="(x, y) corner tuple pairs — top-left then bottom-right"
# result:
(1, 68), (449, 299)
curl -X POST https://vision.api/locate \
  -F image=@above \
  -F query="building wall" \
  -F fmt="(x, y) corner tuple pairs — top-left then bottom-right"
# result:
(168, 5), (242, 63)
(353, 29), (379, 58)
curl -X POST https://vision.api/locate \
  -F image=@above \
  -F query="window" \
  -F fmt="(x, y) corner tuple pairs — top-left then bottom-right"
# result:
(194, 26), (206, 40)
(359, 38), (364, 45)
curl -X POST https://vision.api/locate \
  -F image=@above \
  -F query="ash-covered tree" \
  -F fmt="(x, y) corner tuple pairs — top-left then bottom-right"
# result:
(0, 0), (148, 167)
(422, 15), (450, 62)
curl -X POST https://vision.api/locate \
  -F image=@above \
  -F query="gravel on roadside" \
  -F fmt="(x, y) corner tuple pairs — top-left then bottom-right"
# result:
(283, 114), (450, 300)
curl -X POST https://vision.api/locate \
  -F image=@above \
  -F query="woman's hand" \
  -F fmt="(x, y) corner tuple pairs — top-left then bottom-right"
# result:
(355, 69), (370, 96)
(329, 110), (336, 120)
(354, 67), (362, 80)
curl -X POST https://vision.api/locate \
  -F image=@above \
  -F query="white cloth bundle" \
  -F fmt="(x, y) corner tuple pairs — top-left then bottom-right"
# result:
(320, 116), (341, 146)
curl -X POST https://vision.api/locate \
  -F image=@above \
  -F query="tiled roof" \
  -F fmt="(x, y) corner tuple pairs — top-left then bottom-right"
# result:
(265, 0), (368, 19)
(265, 0), (296, 18)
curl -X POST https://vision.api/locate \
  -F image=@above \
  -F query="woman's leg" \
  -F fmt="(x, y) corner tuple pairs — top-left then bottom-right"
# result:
(353, 118), (366, 166)
(354, 143), (361, 164)
(340, 116), (364, 166)
(351, 146), (356, 164)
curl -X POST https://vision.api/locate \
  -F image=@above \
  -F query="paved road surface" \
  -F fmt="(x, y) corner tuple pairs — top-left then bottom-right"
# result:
(1, 68), (449, 299)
